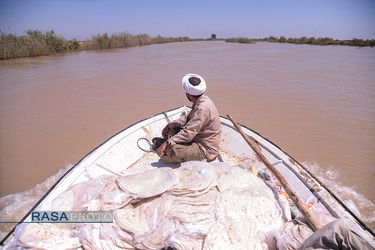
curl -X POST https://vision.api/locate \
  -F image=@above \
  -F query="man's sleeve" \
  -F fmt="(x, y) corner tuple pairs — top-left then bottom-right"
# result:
(167, 109), (207, 146)
(167, 111), (190, 129)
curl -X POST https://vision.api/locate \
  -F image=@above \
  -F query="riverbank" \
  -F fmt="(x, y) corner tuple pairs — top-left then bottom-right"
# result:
(1, 30), (374, 60)
(0, 30), (201, 60)
(226, 36), (375, 47)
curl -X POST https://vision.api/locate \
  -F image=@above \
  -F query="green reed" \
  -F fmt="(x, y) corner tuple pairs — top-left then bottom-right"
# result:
(86, 32), (153, 49)
(0, 30), (82, 60)
(226, 36), (375, 47)
(83, 32), (193, 50)
(225, 37), (256, 44)
(0, 30), (194, 59)
(5, 30), (373, 60)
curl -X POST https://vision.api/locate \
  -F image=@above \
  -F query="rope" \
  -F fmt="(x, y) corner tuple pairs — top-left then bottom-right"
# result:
(136, 110), (171, 153)
(137, 138), (154, 153)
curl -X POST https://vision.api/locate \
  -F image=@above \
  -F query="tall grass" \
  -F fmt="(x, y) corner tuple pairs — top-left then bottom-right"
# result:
(84, 32), (153, 49)
(0, 30), (193, 59)
(82, 32), (192, 50)
(226, 36), (375, 47)
(5, 30), (373, 60)
(225, 37), (256, 44)
(0, 30), (81, 60)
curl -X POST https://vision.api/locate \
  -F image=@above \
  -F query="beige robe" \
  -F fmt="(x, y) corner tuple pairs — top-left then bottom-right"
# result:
(167, 94), (222, 160)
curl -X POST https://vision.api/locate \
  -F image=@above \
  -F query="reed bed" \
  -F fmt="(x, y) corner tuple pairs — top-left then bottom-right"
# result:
(2, 30), (374, 60)
(226, 36), (375, 47)
(84, 32), (153, 50)
(83, 32), (193, 50)
(225, 37), (256, 44)
(0, 30), (80, 60)
(0, 30), (193, 60)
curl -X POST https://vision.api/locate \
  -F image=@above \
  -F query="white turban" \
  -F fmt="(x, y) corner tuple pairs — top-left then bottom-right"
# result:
(181, 73), (206, 95)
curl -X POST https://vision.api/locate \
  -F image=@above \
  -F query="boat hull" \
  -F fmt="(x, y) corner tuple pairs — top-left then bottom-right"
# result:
(2, 106), (374, 246)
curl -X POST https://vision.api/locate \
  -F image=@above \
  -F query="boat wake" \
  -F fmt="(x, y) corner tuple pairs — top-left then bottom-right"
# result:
(0, 164), (72, 241)
(304, 161), (375, 232)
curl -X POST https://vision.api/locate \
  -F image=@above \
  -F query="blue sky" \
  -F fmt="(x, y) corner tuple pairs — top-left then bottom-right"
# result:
(0, 0), (374, 41)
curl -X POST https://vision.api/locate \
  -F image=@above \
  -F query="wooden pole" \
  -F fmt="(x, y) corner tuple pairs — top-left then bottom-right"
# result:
(227, 114), (322, 232)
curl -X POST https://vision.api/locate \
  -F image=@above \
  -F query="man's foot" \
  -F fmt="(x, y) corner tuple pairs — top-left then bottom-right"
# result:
(152, 137), (166, 148)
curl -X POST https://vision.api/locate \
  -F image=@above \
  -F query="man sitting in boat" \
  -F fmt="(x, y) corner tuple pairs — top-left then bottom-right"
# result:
(155, 73), (222, 164)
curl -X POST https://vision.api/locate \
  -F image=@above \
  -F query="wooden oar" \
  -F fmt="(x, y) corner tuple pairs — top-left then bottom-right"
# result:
(227, 114), (322, 232)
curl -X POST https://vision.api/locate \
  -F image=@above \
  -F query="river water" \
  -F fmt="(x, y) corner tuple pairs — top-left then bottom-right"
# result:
(0, 41), (374, 237)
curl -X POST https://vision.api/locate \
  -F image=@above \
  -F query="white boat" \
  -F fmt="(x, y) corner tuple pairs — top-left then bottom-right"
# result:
(1, 106), (374, 249)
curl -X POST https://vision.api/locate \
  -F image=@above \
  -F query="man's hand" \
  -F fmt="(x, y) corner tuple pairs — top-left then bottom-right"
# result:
(162, 125), (170, 137)
(157, 141), (168, 157)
